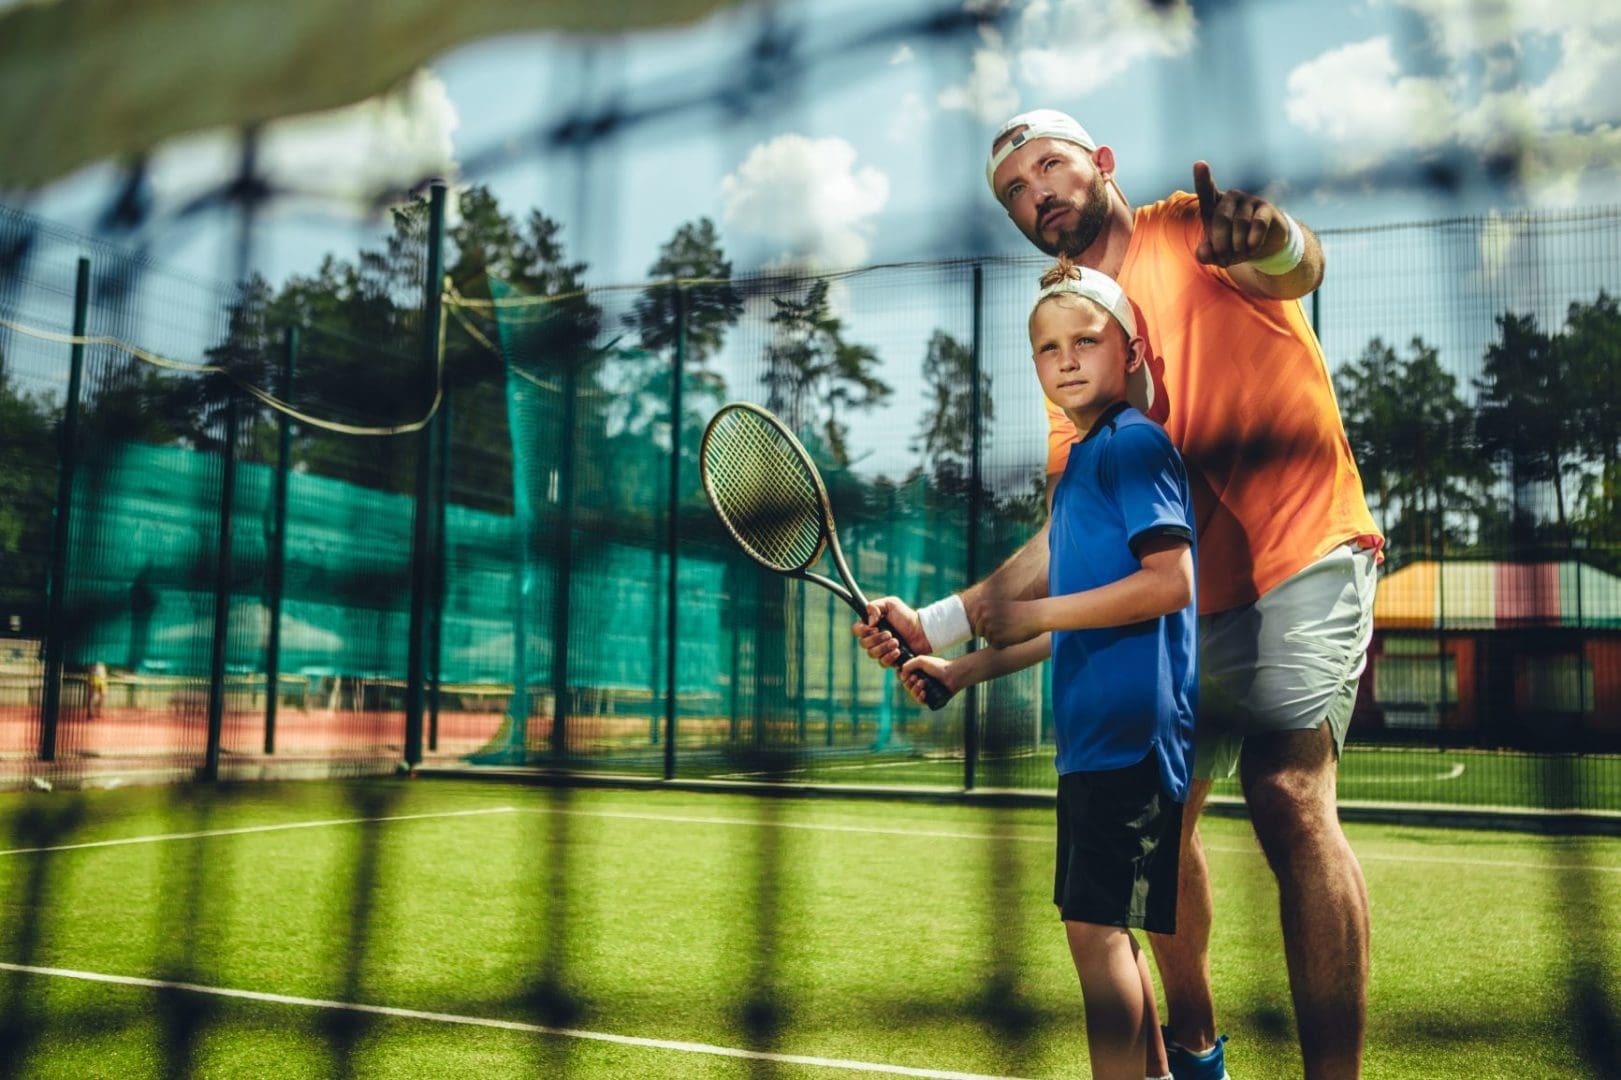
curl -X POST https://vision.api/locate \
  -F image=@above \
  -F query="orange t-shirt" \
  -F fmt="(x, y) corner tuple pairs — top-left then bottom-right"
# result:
(1045, 193), (1382, 614)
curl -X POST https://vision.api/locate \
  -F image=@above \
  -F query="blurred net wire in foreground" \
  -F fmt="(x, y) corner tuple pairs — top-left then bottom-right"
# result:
(0, 1), (1617, 1075)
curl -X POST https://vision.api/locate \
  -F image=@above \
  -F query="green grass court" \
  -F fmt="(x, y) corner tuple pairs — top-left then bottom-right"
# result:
(1, 778), (1616, 1078)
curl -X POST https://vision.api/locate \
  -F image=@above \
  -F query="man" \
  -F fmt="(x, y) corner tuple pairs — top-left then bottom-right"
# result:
(856, 110), (1381, 1080)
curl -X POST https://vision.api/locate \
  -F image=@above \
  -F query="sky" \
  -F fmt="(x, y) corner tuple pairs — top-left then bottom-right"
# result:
(7, 0), (1621, 489)
(16, 0), (1621, 291)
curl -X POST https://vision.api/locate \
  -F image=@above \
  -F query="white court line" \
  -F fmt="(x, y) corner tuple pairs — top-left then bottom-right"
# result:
(532, 807), (1028, 844)
(0, 806), (518, 857)
(711, 761), (933, 780)
(0, 962), (1029, 1080)
(5, 798), (1610, 876)
(1354, 762), (1467, 784)
(525, 806), (1621, 874)
(713, 752), (1041, 781)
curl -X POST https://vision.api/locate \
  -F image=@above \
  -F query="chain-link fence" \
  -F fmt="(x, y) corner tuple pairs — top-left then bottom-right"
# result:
(2, 198), (1619, 810)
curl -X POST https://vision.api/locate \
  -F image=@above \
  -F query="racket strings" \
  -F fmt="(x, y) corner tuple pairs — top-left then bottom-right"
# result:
(704, 411), (825, 572)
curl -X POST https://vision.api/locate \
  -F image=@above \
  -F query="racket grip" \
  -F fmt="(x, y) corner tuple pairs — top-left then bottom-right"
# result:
(876, 617), (956, 711)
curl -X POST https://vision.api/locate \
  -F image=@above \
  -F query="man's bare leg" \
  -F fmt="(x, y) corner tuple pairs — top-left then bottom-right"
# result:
(1241, 724), (1368, 1080)
(1148, 778), (1218, 1053)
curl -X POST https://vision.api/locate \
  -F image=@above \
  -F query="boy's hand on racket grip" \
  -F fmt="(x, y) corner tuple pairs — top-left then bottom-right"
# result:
(881, 621), (954, 710)
(899, 653), (957, 709)
(851, 598), (929, 667)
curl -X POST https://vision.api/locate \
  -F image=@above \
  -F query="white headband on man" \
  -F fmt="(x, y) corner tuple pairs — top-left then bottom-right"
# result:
(986, 108), (1098, 196)
(1033, 266), (1138, 340)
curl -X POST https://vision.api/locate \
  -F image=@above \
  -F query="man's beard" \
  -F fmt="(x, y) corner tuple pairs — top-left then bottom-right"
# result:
(1032, 170), (1109, 257)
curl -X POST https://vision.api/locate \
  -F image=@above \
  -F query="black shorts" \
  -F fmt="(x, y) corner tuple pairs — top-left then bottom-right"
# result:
(1054, 753), (1184, 933)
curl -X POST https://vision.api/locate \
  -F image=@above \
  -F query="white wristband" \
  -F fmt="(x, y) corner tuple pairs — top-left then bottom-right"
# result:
(917, 595), (972, 652)
(1249, 212), (1305, 276)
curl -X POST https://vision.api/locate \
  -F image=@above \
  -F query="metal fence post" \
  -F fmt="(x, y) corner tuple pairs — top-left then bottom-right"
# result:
(39, 256), (91, 763)
(264, 324), (296, 755)
(203, 391), (240, 782)
(405, 181), (446, 768)
(430, 387), (451, 753)
(551, 336), (579, 760)
(964, 263), (984, 790)
(664, 284), (686, 779)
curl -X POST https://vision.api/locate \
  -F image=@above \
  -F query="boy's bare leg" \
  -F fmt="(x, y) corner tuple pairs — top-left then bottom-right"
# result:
(1067, 921), (1155, 1080)
(1147, 778), (1218, 1052)
(1241, 723), (1368, 1080)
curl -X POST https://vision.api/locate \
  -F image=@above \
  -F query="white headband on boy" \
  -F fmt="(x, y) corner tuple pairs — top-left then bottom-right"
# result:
(1034, 268), (1154, 413)
(986, 109), (1098, 196)
(1032, 266), (1138, 340)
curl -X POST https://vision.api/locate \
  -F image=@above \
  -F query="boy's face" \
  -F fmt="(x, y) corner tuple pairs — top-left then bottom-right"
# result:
(1029, 296), (1141, 426)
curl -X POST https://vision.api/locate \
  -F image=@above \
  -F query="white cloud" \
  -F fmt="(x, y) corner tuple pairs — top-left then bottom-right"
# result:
(1514, 123), (1621, 205)
(1286, 13), (1621, 203)
(261, 69), (460, 204)
(888, 91), (931, 144)
(1285, 38), (1456, 166)
(937, 0), (1195, 125)
(720, 134), (890, 271)
(889, 44), (915, 65)
(143, 69), (460, 216)
(1526, 31), (1621, 126)
(1016, 0), (1196, 98)
(938, 29), (1020, 122)
(1384, 0), (1616, 61)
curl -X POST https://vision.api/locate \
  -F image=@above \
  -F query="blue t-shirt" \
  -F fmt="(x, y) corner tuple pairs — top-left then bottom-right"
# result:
(1049, 402), (1197, 801)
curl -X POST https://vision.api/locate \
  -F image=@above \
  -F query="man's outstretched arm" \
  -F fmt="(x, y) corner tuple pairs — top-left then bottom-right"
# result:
(1191, 160), (1324, 301)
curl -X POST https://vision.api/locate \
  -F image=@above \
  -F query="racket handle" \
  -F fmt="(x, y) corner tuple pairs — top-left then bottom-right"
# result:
(877, 617), (956, 711)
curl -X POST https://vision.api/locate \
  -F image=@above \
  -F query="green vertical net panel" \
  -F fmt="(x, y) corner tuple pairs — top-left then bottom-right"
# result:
(475, 276), (729, 771)
(471, 262), (1050, 785)
(47, 257), (238, 770)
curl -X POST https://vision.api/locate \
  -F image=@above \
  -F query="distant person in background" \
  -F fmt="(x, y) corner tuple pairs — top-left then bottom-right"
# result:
(88, 661), (108, 720)
(856, 109), (1382, 1080)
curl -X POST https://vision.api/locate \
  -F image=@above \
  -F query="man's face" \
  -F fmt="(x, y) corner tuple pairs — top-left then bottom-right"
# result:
(991, 136), (1109, 257)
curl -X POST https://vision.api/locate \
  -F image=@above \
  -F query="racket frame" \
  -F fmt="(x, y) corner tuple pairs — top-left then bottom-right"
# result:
(700, 401), (955, 711)
(700, 401), (870, 618)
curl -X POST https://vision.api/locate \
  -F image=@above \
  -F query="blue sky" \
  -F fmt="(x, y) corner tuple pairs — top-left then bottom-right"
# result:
(18, 0), (1621, 291)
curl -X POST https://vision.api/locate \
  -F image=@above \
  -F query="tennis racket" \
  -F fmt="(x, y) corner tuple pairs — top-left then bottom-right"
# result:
(700, 401), (955, 711)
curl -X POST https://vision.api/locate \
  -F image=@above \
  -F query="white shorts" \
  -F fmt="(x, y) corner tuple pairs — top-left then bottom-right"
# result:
(1194, 544), (1378, 781)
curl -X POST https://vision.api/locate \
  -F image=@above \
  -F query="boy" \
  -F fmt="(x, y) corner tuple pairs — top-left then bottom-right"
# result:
(895, 259), (1196, 1080)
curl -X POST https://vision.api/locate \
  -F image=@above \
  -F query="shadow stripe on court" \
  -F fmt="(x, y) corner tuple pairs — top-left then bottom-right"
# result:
(0, 962), (1033, 1080)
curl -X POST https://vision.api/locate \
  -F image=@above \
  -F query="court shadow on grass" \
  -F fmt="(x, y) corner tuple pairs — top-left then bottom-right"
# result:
(0, 796), (87, 1079)
(320, 783), (402, 1079)
(1543, 756), (1621, 1077)
(519, 783), (588, 1078)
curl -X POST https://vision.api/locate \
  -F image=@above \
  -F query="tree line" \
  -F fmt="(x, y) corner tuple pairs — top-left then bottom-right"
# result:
(1333, 292), (1621, 572)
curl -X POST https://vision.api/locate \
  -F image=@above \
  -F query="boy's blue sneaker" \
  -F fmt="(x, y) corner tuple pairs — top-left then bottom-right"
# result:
(1163, 1029), (1230, 1080)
